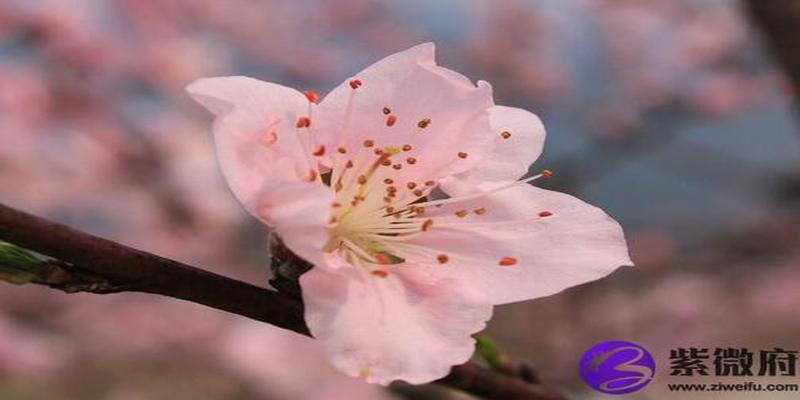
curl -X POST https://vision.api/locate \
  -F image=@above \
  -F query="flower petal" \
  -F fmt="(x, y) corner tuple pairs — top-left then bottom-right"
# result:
(394, 184), (632, 305)
(300, 255), (492, 384)
(447, 105), (545, 189)
(254, 180), (334, 268)
(187, 76), (318, 214)
(314, 43), (495, 188)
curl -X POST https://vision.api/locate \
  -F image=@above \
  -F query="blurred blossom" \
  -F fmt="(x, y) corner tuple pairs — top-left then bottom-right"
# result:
(221, 321), (399, 400)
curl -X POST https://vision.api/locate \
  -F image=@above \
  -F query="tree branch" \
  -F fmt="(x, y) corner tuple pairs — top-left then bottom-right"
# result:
(744, 0), (800, 114)
(0, 203), (567, 400)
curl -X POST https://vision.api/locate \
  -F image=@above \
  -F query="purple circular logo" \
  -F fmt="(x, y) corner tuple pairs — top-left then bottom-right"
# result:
(579, 341), (655, 395)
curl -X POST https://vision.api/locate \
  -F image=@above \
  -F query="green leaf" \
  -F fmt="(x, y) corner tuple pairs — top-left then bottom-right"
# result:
(474, 334), (512, 371)
(0, 242), (45, 284)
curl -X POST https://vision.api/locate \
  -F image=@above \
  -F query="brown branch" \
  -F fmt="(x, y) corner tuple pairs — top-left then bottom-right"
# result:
(0, 203), (567, 400)
(744, 0), (800, 113)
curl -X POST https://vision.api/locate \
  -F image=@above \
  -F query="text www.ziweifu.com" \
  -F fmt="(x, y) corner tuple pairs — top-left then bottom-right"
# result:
(667, 382), (799, 392)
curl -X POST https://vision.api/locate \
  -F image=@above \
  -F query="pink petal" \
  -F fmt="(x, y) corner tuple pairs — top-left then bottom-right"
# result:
(254, 180), (333, 268)
(300, 255), (492, 384)
(188, 76), (334, 266)
(445, 105), (545, 191)
(397, 184), (632, 305)
(186, 76), (318, 214)
(313, 43), (495, 186)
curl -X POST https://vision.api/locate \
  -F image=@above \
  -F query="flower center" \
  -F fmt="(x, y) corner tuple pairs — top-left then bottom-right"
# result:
(322, 146), (431, 267)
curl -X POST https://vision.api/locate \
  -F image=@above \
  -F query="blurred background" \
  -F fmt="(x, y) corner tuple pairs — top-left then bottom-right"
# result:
(1, 0), (798, 399)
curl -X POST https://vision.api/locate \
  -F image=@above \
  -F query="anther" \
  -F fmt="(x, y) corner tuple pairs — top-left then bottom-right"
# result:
(498, 257), (518, 266)
(402, 144), (413, 152)
(371, 270), (388, 278)
(331, 202), (341, 208)
(541, 169), (554, 178)
(337, 147), (347, 154)
(407, 182), (417, 190)
(421, 219), (434, 231)
(500, 131), (512, 139)
(538, 210), (553, 217)
(413, 206), (425, 214)
(425, 180), (435, 186)
(386, 207), (395, 213)
(358, 175), (368, 185)
(393, 164), (402, 170)
(304, 91), (319, 102)
(384, 178), (394, 184)
(296, 117), (311, 128)
(374, 149), (384, 155)
(386, 115), (397, 126)
(457, 152), (468, 159)
(260, 131), (278, 147)
(328, 216), (338, 224)
(437, 254), (449, 264)
(382, 107), (391, 115)
(349, 79), (362, 89)
(363, 139), (375, 148)
(307, 170), (318, 182)
(312, 146), (325, 156)
(417, 118), (431, 128)
(413, 189), (423, 197)
(345, 160), (354, 168)
(406, 157), (417, 165)
(454, 210), (468, 218)
(474, 207), (487, 215)
(334, 181), (343, 192)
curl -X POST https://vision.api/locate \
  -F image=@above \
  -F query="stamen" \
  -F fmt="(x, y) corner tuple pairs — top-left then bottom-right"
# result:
(296, 117), (311, 128)
(304, 91), (319, 103)
(498, 257), (518, 266)
(260, 131), (278, 147)
(371, 270), (388, 278)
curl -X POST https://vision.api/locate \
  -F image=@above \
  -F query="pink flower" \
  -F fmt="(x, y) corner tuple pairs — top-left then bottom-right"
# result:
(187, 43), (632, 384)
